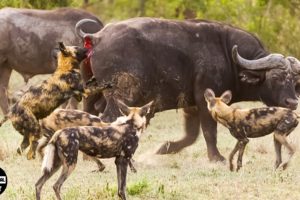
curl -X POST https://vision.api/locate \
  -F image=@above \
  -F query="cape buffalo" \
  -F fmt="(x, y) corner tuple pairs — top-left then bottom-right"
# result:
(0, 7), (103, 114)
(75, 18), (300, 162)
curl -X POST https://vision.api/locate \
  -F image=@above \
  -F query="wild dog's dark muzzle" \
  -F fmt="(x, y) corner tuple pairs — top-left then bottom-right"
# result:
(76, 48), (88, 62)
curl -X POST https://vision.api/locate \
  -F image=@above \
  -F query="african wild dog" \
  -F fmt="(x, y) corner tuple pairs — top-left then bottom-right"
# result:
(35, 100), (153, 200)
(204, 88), (299, 172)
(0, 42), (111, 160)
(37, 108), (136, 172)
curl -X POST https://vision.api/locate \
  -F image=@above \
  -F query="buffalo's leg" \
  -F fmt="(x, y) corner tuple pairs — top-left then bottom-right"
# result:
(115, 156), (129, 200)
(236, 139), (249, 172)
(273, 134), (282, 169)
(229, 141), (240, 172)
(274, 132), (295, 170)
(156, 107), (200, 154)
(200, 110), (225, 162)
(0, 64), (12, 115)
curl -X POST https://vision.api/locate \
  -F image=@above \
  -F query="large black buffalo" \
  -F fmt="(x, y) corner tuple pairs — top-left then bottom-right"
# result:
(75, 18), (300, 162)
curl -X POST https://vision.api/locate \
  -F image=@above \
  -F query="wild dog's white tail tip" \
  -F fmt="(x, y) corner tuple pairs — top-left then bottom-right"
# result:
(41, 143), (56, 173)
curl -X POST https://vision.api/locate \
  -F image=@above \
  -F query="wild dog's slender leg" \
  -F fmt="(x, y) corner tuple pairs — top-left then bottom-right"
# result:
(157, 107), (200, 155)
(129, 158), (137, 173)
(17, 134), (30, 155)
(53, 138), (79, 200)
(35, 160), (62, 200)
(229, 141), (240, 172)
(27, 134), (40, 160)
(53, 164), (76, 200)
(236, 138), (249, 172)
(82, 83), (113, 98)
(273, 134), (282, 169)
(274, 132), (295, 170)
(91, 157), (105, 172)
(115, 156), (129, 200)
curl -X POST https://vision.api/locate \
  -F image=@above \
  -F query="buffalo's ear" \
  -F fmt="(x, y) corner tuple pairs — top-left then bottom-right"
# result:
(140, 101), (154, 116)
(58, 42), (68, 56)
(239, 70), (265, 85)
(220, 90), (232, 104)
(204, 88), (215, 103)
(116, 100), (131, 116)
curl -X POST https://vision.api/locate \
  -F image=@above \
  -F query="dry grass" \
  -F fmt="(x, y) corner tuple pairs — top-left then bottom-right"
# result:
(0, 73), (300, 200)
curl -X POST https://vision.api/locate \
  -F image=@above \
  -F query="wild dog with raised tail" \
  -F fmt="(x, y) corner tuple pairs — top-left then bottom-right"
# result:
(0, 42), (111, 160)
(35, 100), (153, 200)
(204, 88), (299, 171)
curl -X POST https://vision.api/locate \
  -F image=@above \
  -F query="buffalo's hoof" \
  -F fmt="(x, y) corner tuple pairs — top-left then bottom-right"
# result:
(279, 162), (289, 170)
(208, 154), (226, 163)
(156, 141), (176, 154)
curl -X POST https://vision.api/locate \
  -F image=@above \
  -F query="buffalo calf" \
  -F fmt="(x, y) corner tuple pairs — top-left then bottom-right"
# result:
(204, 88), (299, 171)
(35, 100), (153, 200)
(0, 42), (110, 160)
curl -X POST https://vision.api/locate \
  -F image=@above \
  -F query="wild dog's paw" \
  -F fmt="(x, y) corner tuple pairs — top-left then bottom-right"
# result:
(86, 76), (97, 86)
(26, 150), (36, 160)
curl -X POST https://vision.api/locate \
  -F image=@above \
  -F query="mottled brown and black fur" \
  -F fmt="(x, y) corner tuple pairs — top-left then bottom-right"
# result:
(35, 100), (153, 200)
(0, 42), (110, 160)
(37, 108), (109, 171)
(204, 88), (299, 171)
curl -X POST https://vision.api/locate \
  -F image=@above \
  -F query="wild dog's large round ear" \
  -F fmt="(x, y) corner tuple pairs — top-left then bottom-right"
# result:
(116, 100), (131, 116)
(204, 88), (215, 102)
(220, 90), (232, 104)
(58, 42), (68, 56)
(140, 101), (154, 116)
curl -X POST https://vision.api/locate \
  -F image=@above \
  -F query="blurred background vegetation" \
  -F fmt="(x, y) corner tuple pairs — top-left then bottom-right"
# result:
(0, 0), (299, 57)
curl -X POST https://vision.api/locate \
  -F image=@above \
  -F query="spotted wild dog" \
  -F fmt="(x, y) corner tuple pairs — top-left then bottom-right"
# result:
(37, 108), (136, 173)
(35, 100), (153, 200)
(0, 42), (111, 160)
(204, 88), (299, 172)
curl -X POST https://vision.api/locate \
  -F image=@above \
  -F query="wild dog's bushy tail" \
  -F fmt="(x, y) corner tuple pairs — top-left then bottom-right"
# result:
(41, 143), (56, 173)
(41, 130), (62, 173)
(0, 115), (9, 127)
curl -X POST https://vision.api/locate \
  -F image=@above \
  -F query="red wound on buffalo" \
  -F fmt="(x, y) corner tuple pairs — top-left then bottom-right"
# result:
(83, 36), (93, 76)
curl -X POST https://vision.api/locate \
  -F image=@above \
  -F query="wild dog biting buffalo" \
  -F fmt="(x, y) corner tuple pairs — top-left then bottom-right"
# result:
(204, 88), (299, 171)
(76, 18), (300, 162)
(0, 7), (103, 114)
(0, 42), (111, 160)
(35, 100), (153, 200)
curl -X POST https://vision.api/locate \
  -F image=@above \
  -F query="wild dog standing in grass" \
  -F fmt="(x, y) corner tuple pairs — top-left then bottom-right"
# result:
(0, 42), (111, 160)
(35, 100), (153, 200)
(204, 88), (299, 172)
(37, 108), (136, 172)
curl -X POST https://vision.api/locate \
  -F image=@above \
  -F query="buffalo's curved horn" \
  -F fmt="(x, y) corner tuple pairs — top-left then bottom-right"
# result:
(286, 56), (300, 74)
(75, 18), (99, 39)
(232, 45), (288, 70)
